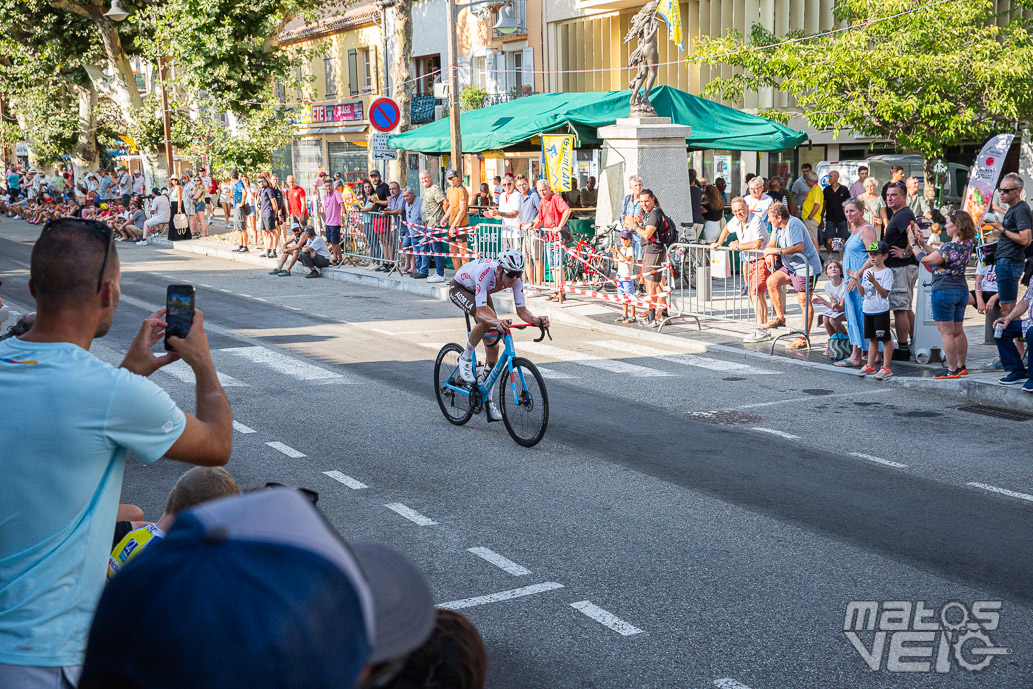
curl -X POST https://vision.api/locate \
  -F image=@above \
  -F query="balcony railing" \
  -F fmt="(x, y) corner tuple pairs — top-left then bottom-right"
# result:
(483, 89), (535, 107)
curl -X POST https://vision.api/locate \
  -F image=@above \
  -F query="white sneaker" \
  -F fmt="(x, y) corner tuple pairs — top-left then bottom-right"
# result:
(136, 239), (148, 246)
(427, 274), (445, 283)
(457, 355), (476, 383)
(487, 401), (502, 421)
(743, 329), (771, 343)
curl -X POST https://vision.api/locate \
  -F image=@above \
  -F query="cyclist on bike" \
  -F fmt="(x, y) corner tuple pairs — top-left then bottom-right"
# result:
(449, 249), (549, 420)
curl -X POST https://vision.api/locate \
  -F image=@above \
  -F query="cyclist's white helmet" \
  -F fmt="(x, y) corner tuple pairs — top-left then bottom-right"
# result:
(497, 249), (525, 273)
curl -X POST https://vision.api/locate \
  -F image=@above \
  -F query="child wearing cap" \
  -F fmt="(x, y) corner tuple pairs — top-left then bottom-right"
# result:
(613, 230), (637, 323)
(849, 241), (895, 380)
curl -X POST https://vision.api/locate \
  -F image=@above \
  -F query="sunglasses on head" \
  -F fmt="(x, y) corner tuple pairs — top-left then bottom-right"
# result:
(41, 218), (114, 293)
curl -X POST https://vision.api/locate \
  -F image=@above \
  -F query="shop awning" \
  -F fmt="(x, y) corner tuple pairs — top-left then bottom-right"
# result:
(387, 86), (806, 154)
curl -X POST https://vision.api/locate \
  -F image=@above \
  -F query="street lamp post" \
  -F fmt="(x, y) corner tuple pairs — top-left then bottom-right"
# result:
(443, 0), (519, 181)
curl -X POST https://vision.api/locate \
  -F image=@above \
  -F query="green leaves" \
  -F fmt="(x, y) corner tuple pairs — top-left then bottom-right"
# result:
(692, 0), (1033, 160)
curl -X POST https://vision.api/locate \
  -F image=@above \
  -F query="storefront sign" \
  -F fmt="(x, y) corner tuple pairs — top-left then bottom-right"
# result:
(293, 101), (365, 126)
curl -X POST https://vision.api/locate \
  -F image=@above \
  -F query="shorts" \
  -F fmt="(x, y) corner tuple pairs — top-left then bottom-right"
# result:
(777, 265), (819, 293)
(194, 200), (206, 212)
(889, 264), (919, 311)
(325, 224), (341, 245)
(969, 290), (997, 308)
(234, 208), (246, 232)
(642, 249), (666, 283)
(803, 218), (821, 247)
(261, 216), (276, 233)
(931, 288), (969, 322)
(823, 220), (849, 241)
(617, 278), (635, 297)
(745, 259), (769, 296)
(864, 311), (892, 341)
(995, 257), (1025, 303)
(448, 281), (493, 317)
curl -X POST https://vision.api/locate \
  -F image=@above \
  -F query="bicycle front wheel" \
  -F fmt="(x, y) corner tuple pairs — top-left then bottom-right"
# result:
(434, 343), (474, 426)
(499, 357), (549, 447)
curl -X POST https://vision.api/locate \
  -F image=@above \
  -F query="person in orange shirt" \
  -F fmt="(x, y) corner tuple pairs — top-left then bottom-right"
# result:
(441, 169), (470, 272)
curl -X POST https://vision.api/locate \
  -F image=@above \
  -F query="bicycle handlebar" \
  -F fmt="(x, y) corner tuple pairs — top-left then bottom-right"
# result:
(484, 322), (552, 343)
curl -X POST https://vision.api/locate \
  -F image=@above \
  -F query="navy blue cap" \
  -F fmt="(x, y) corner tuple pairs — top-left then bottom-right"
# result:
(80, 489), (434, 689)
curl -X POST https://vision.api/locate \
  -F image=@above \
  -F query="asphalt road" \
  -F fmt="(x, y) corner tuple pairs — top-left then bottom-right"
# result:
(2, 217), (1032, 689)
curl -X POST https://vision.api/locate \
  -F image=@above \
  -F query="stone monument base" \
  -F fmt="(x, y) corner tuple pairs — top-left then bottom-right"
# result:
(595, 117), (693, 231)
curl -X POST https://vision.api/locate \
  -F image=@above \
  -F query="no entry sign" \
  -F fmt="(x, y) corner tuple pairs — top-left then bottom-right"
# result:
(369, 97), (401, 133)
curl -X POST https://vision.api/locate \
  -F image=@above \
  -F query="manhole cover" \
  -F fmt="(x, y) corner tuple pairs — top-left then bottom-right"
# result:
(895, 410), (941, 418)
(955, 404), (1033, 422)
(802, 388), (834, 396)
(686, 410), (763, 425)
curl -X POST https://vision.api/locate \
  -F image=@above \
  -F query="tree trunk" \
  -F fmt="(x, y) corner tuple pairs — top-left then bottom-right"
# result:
(923, 157), (937, 207)
(389, 0), (413, 186)
(69, 82), (99, 176)
(13, 109), (40, 168)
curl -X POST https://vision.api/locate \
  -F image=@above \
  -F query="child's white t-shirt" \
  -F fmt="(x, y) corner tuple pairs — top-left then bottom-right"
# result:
(976, 262), (998, 294)
(862, 267), (894, 314)
(616, 244), (634, 279)
(822, 279), (845, 318)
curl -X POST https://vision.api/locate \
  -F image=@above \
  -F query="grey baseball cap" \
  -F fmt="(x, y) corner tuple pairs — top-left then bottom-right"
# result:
(444, 169), (458, 180)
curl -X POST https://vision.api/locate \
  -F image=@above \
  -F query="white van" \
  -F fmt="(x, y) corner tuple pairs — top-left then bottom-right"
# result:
(815, 154), (968, 205)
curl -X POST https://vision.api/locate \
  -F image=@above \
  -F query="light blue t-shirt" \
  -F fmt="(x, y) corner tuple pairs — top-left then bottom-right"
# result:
(0, 338), (187, 667)
(775, 216), (823, 277)
(6, 172), (19, 191)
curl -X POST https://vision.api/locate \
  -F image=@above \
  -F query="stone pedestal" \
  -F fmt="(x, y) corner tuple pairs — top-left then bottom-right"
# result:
(595, 117), (693, 231)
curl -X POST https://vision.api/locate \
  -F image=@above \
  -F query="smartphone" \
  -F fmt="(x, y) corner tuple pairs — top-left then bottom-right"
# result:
(164, 284), (195, 352)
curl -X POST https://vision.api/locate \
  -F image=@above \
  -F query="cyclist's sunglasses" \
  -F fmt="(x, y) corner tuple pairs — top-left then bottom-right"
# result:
(504, 270), (523, 279)
(40, 218), (114, 293)
(265, 482), (319, 504)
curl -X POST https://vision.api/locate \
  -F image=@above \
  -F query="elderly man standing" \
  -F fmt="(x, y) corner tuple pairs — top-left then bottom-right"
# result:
(417, 170), (448, 284)
(905, 176), (932, 220)
(711, 196), (771, 338)
(745, 176), (774, 236)
(762, 202), (823, 348)
(621, 175), (645, 288)
(486, 174), (521, 251)
(800, 171), (824, 250)
(530, 179), (572, 303)
(401, 186), (426, 278)
(516, 175), (542, 290)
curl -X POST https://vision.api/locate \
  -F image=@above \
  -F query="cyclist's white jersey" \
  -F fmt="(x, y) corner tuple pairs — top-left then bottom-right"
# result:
(455, 258), (525, 309)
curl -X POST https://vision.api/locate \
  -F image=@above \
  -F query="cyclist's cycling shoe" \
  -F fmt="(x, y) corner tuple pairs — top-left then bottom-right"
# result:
(457, 356), (477, 384)
(487, 401), (503, 421)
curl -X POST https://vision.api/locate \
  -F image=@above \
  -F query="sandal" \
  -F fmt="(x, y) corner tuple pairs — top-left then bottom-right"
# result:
(786, 337), (809, 350)
(615, 316), (628, 323)
(834, 359), (862, 368)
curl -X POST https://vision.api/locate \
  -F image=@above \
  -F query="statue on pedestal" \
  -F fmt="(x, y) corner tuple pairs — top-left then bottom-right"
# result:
(625, 1), (660, 116)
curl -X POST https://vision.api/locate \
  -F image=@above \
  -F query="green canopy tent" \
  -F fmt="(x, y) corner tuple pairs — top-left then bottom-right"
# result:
(387, 86), (806, 153)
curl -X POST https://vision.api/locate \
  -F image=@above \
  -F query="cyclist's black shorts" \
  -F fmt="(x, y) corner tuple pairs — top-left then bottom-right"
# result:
(448, 280), (493, 317)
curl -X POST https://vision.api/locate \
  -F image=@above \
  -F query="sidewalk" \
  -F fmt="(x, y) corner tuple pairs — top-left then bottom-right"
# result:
(137, 228), (1033, 414)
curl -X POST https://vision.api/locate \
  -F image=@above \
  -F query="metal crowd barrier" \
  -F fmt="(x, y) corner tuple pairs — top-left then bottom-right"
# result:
(341, 210), (398, 268)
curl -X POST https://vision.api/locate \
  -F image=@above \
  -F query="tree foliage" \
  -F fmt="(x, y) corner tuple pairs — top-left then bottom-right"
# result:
(692, 0), (1033, 160)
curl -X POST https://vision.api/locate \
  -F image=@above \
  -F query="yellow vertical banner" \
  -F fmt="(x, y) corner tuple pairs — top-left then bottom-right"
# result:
(542, 134), (575, 192)
(655, 0), (684, 51)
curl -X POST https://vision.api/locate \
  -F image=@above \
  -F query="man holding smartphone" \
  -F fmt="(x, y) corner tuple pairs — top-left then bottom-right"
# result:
(0, 218), (233, 687)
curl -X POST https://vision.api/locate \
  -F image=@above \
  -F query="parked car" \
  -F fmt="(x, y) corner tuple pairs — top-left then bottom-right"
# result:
(816, 154), (968, 205)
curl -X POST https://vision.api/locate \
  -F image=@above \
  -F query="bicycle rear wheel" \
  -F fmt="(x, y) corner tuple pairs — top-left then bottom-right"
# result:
(499, 357), (549, 447)
(434, 343), (474, 426)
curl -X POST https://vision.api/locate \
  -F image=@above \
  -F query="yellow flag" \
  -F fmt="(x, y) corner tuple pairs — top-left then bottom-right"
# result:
(542, 134), (575, 193)
(655, 0), (684, 51)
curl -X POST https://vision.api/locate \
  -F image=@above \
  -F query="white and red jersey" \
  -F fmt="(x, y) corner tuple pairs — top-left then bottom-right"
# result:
(455, 258), (525, 309)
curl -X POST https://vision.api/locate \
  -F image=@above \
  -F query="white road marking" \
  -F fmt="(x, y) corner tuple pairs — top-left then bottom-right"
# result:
(850, 452), (907, 469)
(467, 547), (531, 576)
(520, 342), (673, 377)
(437, 582), (564, 610)
(323, 470), (368, 489)
(385, 503), (438, 526)
(159, 359), (247, 387)
(736, 388), (892, 409)
(232, 421), (256, 434)
(374, 327), (457, 336)
(967, 482), (1033, 503)
(536, 366), (574, 379)
(589, 340), (779, 375)
(220, 346), (349, 382)
(266, 441), (306, 458)
(751, 427), (799, 439)
(570, 601), (644, 636)
(714, 679), (754, 689)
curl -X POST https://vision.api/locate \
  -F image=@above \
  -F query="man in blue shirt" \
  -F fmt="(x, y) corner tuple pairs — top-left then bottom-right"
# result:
(6, 167), (20, 205)
(401, 186), (426, 278)
(0, 219), (233, 686)
(762, 201), (823, 348)
(515, 175), (542, 289)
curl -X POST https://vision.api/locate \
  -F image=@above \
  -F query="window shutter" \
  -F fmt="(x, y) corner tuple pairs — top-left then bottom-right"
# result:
(521, 47), (533, 91)
(457, 57), (471, 89)
(348, 49), (358, 95)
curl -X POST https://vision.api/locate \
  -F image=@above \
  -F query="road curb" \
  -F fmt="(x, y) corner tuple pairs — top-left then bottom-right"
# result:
(960, 379), (1033, 412)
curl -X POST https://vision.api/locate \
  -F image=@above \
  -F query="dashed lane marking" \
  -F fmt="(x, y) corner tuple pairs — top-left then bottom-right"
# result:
(266, 441), (306, 458)
(714, 679), (754, 689)
(468, 547), (531, 576)
(323, 470), (368, 489)
(850, 452), (907, 469)
(438, 582), (565, 610)
(570, 601), (644, 636)
(589, 340), (780, 375)
(385, 503), (438, 526)
(520, 342), (673, 377)
(232, 421), (256, 434)
(967, 482), (1033, 503)
(751, 427), (799, 439)
(159, 359), (248, 387)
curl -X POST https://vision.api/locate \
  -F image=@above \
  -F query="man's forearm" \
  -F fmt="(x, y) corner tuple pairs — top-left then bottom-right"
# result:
(193, 360), (232, 434)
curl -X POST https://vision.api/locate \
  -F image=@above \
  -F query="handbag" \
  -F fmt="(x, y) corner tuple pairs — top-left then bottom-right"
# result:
(827, 333), (852, 362)
(173, 213), (189, 230)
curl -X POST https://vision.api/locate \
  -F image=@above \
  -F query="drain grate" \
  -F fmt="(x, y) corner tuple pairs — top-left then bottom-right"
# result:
(955, 404), (1033, 422)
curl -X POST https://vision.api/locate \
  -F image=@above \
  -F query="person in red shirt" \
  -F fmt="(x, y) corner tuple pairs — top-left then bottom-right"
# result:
(530, 180), (571, 303)
(285, 175), (307, 228)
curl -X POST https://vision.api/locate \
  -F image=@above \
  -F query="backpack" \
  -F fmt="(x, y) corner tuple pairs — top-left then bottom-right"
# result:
(655, 210), (678, 247)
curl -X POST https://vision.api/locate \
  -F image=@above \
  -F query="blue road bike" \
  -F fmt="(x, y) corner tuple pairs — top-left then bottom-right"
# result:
(434, 317), (551, 447)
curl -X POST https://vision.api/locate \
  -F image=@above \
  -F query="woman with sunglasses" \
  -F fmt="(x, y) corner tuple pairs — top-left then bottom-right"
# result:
(190, 176), (209, 239)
